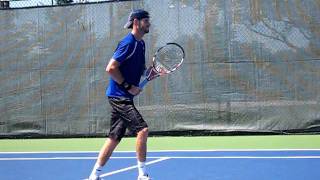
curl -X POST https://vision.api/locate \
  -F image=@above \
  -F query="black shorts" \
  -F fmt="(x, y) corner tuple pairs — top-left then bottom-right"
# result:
(107, 97), (148, 141)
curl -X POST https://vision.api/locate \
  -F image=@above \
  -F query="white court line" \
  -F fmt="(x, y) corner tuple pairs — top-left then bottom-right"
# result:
(1, 156), (320, 161)
(165, 156), (320, 159)
(0, 157), (157, 161)
(82, 157), (171, 180)
(0, 157), (97, 161)
(1, 149), (320, 154)
(100, 157), (170, 177)
(0, 157), (155, 161)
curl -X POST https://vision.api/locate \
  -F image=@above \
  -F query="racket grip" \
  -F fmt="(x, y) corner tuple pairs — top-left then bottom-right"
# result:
(139, 78), (149, 88)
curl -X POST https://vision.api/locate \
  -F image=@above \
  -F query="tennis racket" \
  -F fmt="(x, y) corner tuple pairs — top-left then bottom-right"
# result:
(139, 42), (185, 88)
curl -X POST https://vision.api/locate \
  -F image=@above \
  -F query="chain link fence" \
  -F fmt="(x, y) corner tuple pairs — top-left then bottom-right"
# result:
(1, 0), (320, 137)
(0, 0), (132, 9)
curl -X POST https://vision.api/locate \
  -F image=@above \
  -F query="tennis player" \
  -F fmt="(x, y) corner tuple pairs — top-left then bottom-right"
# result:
(88, 9), (151, 180)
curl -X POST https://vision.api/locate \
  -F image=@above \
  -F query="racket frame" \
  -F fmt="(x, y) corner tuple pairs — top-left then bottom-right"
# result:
(139, 42), (185, 88)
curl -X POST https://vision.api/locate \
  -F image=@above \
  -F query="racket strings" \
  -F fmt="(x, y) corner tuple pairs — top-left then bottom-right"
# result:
(155, 45), (184, 73)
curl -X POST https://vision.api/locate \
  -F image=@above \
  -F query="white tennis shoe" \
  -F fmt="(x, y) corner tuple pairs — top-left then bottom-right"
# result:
(88, 175), (101, 180)
(137, 174), (152, 180)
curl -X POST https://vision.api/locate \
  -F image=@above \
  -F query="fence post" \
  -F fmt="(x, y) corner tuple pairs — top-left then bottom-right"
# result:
(0, 0), (10, 9)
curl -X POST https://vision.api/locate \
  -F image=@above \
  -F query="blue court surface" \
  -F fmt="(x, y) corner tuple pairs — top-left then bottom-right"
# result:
(0, 150), (320, 180)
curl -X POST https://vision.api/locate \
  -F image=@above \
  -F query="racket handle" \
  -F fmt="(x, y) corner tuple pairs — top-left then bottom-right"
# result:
(139, 78), (149, 88)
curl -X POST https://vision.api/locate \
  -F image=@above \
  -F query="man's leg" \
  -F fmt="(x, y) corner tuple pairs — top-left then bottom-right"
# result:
(89, 137), (119, 180)
(98, 137), (119, 165)
(115, 98), (149, 179)
(136, 127), (149, 177)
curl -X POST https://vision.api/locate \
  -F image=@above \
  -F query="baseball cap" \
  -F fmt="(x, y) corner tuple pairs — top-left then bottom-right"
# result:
(124, 9), (150, 29)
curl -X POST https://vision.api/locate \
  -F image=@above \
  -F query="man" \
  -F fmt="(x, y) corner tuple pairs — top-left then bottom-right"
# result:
(88, 9), (151, 180)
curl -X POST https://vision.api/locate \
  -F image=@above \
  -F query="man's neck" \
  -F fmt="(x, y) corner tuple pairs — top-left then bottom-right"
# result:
(131, 30), (144, 41)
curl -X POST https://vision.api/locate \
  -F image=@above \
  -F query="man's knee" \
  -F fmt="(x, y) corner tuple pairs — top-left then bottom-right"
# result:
(138, 127), (149, 137)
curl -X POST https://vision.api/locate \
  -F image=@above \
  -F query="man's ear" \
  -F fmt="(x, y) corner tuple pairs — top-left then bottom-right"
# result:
(133, 19), (139, 27)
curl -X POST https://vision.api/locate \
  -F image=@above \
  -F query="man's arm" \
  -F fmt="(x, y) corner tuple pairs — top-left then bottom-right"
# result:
(106, 58), (141, 95)
(106, 58), (124, 85)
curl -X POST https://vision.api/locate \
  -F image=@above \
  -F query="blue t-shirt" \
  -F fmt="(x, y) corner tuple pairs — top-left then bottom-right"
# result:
(106, 33), (146, 99)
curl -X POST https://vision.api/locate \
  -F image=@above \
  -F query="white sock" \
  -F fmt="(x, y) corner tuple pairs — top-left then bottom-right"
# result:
(137, 161), (147, 176)
(90, 162), (103, 177)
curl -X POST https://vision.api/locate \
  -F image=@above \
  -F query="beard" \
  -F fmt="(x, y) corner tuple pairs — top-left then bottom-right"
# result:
(138, 25), (149, 34)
